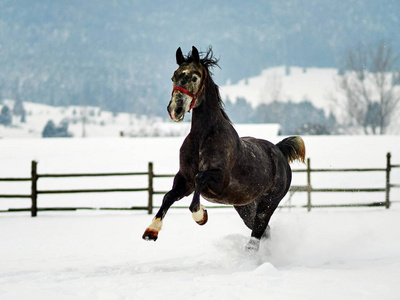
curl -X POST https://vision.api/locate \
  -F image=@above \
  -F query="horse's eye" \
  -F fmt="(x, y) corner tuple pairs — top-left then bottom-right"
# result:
(192, 76), (198, 83)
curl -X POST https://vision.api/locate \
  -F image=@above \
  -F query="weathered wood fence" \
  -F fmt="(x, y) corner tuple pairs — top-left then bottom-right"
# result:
(0, 153), (398, 217)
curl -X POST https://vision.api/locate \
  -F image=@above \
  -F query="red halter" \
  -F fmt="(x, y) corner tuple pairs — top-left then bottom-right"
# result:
(171, 67), (207, 112)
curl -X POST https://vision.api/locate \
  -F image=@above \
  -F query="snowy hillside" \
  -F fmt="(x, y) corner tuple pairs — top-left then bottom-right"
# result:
(0, 100), (179, 138)
(0, 100), (280, 139)
(219, 66), (400, 134)
(220, 66), (339, 110)
(2, 66), (400, 137)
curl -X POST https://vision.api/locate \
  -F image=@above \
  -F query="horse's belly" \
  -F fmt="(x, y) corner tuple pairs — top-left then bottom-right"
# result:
(201, 180), (267, 206)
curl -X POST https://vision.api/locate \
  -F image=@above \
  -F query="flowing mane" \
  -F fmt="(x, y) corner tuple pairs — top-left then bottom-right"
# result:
(182, 47), (220, 72)
(183, 47), (230, 122)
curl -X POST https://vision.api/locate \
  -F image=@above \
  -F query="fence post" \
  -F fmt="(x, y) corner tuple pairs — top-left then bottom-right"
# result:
(307, 158), (312, 212)
(385, 152), (391, 209)
(31, 160), (38, 217)
(147, 162), (154, 215)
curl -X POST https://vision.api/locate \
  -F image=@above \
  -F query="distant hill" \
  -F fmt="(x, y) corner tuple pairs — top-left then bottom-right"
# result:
(0, 0), (399, 115)
(0, 100), (280, 138)
(220, 66), (343, 117)
(219, 66), (400, 134)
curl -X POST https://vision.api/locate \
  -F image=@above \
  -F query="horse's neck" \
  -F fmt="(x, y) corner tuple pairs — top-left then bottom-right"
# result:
(190, 92), (227, 138)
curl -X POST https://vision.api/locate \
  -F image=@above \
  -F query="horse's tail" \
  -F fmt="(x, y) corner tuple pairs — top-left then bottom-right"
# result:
(276, 136), (306, 164)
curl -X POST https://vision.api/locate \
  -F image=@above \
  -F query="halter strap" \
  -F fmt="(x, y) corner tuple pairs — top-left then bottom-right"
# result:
(171, 66), (208, 112)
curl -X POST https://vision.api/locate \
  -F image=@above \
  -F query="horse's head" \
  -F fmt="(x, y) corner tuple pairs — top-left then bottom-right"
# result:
(168, 46), (207, 122)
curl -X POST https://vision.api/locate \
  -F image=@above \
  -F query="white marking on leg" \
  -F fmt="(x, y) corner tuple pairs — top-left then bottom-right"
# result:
(147, 217), (163, 232)
(192, 205), (205, 222)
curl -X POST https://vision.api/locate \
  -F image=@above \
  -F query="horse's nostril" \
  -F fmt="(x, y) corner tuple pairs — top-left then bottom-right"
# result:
(167, 101), (173, 112)
(176, 107), (183, 115)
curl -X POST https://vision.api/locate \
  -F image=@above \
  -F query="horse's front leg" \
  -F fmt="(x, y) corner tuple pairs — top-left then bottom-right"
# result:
(189, 186), (208, 226)
(142, 172), (191, 241)
(189, 170), (226, 226)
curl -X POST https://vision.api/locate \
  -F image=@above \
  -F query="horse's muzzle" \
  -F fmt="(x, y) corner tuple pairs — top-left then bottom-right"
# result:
(167, 100), (185, 122)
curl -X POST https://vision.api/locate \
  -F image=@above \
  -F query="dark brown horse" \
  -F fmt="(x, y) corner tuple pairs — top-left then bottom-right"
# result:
(143, 46), (305, 251)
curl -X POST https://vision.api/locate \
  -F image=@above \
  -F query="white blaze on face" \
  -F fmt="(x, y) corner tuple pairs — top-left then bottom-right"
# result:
(169, 92), (193, 122)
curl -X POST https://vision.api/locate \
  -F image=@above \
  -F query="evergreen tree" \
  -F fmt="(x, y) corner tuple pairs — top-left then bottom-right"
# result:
(224, 97), (254, 123)
(13, 98), (25, 116)
(42, 120), (56, 137)
(0, 105), (12, 126)
(42, 119), (73, 138)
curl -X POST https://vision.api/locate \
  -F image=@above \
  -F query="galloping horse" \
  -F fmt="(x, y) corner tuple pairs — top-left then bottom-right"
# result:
(143, 46), (305, 251)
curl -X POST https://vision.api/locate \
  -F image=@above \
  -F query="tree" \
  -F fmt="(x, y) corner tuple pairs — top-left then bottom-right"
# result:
(254, 100), (337, 135)
(0, 105), (12, 126)
(337, 42), (400, 134)
(42, 120), (73, 138)
(13, 97), (26, 123)
(224, 97), (254, 123)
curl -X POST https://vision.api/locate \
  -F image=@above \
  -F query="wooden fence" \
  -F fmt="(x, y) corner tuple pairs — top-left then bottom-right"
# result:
(0, 153), (398, 217)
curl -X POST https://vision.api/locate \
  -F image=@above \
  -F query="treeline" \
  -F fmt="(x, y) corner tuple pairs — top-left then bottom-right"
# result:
(0, 63), (167, 117)
(1, 1), (398, 118)
(225, 98), (337, 135)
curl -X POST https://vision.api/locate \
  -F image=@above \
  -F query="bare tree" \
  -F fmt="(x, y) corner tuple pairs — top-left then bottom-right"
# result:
(337, 42), (400, 134)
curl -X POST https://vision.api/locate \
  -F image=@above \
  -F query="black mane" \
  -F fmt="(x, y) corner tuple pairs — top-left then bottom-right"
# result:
(184, 47), (220, 73)
(184, 47), (230, 122)
(199, 48), (220, 74)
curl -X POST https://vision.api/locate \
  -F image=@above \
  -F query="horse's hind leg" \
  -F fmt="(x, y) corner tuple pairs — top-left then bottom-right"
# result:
(143, 172), (191, 241)
(235, 202), (272, 250)
(234, 202), (257, 230)
(245, 196), (280, 252)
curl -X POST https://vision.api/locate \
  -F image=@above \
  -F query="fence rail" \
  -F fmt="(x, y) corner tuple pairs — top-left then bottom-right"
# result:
(0, 153), (398, 216)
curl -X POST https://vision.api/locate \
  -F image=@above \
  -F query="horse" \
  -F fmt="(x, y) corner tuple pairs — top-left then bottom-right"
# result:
(142, 46), (305, 251)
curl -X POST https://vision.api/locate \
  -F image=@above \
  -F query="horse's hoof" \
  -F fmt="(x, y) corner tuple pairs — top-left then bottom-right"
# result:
(194, 207), (208, 226)
(196, 209), (208, 225)
(142, 228), (158, 241)
(245, 237), (260, 252)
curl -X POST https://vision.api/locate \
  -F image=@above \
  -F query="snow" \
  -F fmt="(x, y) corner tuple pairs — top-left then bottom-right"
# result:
(219, 66), (400, 134)
(1, 135), (400, 299)
(1, 209), (400, 299)
(2, 65), (400, 137)
(1, 100), (174, 139)
(0, 100), (280, 139)
(220, 66), (340, 110)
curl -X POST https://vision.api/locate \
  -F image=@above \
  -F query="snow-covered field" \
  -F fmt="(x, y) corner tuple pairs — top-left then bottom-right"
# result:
(1, 134), (400, 299)
(1, 208), (400, 300)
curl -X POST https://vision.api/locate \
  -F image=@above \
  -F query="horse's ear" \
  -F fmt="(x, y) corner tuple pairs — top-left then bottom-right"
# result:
(192, 46), (200, 64)
(176, 47), (185, 65)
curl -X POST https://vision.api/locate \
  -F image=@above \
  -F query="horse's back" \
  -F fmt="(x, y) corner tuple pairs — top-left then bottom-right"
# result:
(239, 136), (289, 170)
(239, 136), (291, 181)
(205, 136), (291, 206)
